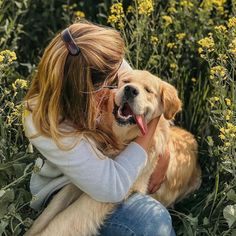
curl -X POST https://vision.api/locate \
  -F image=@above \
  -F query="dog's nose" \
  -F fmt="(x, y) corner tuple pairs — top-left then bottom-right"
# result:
(124, 85), (139, 99)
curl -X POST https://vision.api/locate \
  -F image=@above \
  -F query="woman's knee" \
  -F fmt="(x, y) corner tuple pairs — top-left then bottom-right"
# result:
(131, 194), (173, 236)
(99, 193), (175, 236)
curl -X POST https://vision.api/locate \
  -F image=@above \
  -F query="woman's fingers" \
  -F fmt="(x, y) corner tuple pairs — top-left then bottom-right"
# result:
(148, 147), (170, 194)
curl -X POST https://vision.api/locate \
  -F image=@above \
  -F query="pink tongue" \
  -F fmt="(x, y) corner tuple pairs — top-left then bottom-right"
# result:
(134, 115), (148, 136)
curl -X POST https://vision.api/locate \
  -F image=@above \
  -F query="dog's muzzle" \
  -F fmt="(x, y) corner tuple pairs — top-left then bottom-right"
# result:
(124, 85), (139, 101)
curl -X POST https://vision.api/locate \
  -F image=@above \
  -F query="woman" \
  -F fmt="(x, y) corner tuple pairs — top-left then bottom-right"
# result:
(23, 21), (174, 236)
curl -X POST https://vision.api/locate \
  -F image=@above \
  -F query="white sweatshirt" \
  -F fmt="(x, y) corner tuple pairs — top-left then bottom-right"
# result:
(23, 112), (147, 211)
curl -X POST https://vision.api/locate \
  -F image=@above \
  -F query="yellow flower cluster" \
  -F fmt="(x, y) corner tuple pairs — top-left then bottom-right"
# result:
(180, 0), (194, 8)
(210, 65), (227, 79)
(212, 96), (220, 101)
(176, 33), (186, 40)
(219, 122), (236, 140)
(214, 25), (227, 33)
(227, 17), (236, 28)
(0, 50), (17, 63)
(162, 15), (173, 27)
(217, 53), (228, 63)
(198, 33), (215, 53)
(170, 63), (177, 69)
(209, 96), (220, 107)
(107, 3), (124, 28)
(167, 42), (176, 49)
(138, 0), (154, 16)
(12, 79), (28, 90)
(225, 98), (231, 106)
(150, 36), (158, 45)
(6, 104), (23, 126)
(167, 7), (176, 14)
(229, 38), (236, 56)
(127, 5), (134, 13)
(74, 11), (85, 18)
(224, 109), (233, 121)
(201, 0), (226, 14)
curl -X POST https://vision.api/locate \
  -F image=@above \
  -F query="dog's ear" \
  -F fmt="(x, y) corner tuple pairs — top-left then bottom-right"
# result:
(160, 81), (182, 120)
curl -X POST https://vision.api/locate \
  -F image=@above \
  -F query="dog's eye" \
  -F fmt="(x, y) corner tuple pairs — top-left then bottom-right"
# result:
(145, 87), (152, 93)
(122, 80), (130, 84)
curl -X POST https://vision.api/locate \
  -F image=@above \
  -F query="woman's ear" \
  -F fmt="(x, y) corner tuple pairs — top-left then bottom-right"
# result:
(160, 81), (182, 120)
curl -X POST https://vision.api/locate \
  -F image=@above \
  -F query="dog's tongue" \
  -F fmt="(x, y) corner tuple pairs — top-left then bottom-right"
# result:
(134, 115), (147, 136)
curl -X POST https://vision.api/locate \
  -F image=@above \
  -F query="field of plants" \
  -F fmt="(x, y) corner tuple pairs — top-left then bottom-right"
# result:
(0, 0), (235, 235)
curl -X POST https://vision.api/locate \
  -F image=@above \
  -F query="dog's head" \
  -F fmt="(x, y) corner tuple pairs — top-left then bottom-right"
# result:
(113, 70), (182, 135)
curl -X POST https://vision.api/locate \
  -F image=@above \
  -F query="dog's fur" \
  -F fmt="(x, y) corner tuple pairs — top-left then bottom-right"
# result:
(26, 70), (201, 236)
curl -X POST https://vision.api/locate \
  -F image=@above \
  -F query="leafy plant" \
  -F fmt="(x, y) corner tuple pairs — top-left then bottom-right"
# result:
(0, 0), (236, 235)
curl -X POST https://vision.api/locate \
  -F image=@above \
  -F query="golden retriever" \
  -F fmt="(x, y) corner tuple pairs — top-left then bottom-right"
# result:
(26, 70), (201, 236)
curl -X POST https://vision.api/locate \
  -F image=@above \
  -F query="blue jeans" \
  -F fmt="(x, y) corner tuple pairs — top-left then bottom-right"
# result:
(98, 193), (175, 236)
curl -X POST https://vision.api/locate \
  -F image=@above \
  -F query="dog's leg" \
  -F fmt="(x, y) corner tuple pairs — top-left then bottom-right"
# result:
(26, 184), (82, 236)
(31, 193), (115, 236)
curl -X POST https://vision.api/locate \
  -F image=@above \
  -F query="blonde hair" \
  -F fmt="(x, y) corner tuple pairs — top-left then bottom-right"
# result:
(25, 21), (125, 150)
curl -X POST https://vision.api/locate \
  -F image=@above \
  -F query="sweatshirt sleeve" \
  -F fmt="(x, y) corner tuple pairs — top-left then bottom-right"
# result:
(30, 136), (147, 203)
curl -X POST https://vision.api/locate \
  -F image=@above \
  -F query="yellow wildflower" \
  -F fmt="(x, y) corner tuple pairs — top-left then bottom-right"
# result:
(167, 42), (176, 49)
(214, 25), (227, 33)
(0, 55), (4, 62)
(224, 128), (230, 134)
(150, 36), (158, 45)
(213, 96), (220, 101)
(167, 7), (177, 13)
(224, 109), (232, 121)
(170, 63), (177, 69)
(74, 11), (85, 18)
(224, 142), (231, 147)
(225, 115), (230, 121)
(138, 0), (154, 16)
(225, 98), (231, 106)
(229, 38), (236, 56)
(226, 109), (232, 116)
(176, 33), (186, 41)
(12, 79), (28, 90)
(110, 3), (124, 15)
(162, 15), (173, 27)
(191, 78), (197, 83)
(198, 34), (215, 52)
(210, 65), (227, 78)
(107, 15), (117, 24)
(226, 122), (233, 128)
(0, 50), (17, 63)
(107, 3), (124, 27)
(227, 17), (236, 28)
(217, 54), (228, 63)
(220, 127), (225, 133)
(180, 0), (194, 8)
(198, 47), (204, 54)
(219, 134), (226, 140)
(127, 6), (134, 13)
(201, 0), (226, 14)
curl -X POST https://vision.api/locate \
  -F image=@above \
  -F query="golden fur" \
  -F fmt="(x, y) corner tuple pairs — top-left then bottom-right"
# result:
(25, 70), (201, 236)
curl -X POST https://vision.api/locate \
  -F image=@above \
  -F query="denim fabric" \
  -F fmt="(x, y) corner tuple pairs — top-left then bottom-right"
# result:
(98, 193), (176, 236)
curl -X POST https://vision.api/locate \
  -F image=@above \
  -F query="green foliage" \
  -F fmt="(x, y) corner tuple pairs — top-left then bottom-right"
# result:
(0, 0), (236, 235)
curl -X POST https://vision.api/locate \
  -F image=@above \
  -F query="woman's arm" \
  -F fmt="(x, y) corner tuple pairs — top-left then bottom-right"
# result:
(30, 135), (147, 203)
(25, 111), (158, 204)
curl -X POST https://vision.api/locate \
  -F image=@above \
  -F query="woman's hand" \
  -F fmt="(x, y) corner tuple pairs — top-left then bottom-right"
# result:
(134, 117), (160, 152)
(148, 148), (170, 194)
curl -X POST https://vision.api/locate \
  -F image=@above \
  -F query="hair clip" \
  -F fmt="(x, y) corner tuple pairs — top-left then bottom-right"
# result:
(61, 28), (80, 56)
